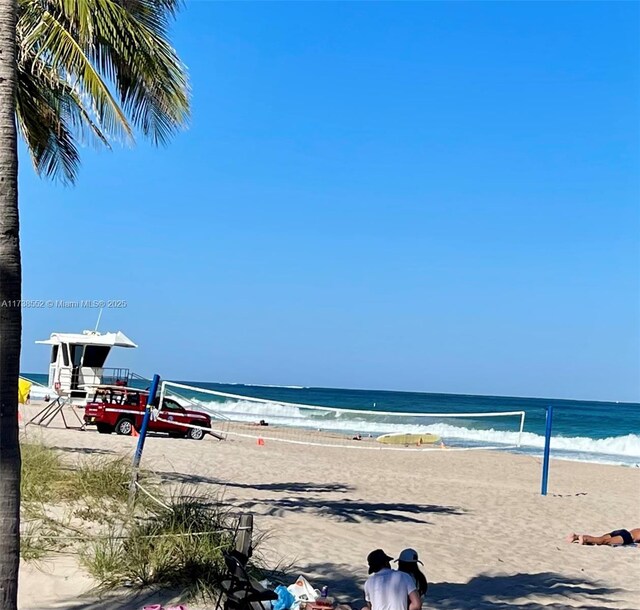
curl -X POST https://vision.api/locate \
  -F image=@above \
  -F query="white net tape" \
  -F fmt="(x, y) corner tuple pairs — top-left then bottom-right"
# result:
(156, 382), (232, 438)
(160, 381), (526, 452)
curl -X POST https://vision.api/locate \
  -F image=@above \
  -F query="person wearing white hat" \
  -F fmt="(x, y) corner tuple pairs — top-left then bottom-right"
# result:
(396, 548), (428, 599)
(364, 549), (421, 610)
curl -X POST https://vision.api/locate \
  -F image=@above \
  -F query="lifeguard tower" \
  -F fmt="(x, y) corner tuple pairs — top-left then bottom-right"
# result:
(36, 330), (137, 403)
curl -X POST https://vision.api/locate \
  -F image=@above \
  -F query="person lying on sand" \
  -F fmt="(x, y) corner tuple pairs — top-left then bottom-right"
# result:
(566, 528), (640, 546)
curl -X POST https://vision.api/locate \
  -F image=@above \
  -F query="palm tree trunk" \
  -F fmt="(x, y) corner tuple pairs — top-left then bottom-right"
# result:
(0, 0), (21, 608)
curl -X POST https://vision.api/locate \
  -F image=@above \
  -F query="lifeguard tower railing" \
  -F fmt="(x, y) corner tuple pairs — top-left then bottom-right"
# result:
(98, 367), (131, 385)
(70, 367), (131, 397)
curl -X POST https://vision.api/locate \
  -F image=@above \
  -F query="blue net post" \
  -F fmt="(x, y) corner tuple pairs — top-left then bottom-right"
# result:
(128, 374), (160, 505)
(541, 405), (553, 496)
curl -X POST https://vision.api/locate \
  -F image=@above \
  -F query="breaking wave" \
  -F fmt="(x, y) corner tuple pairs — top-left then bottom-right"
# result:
(192, 398), (640, 463)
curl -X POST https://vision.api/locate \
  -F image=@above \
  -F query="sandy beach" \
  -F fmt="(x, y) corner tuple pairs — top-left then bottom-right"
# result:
(18, 404), (640, 610)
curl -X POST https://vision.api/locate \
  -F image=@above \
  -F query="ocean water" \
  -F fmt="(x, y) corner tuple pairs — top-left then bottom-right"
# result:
(23, 373), (640, 466)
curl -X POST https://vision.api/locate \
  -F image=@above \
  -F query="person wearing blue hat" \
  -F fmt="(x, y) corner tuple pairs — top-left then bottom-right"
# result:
(364, 549), (421, 610)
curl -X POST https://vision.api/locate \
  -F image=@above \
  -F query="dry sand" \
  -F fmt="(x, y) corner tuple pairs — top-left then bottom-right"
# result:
(18, 404), (640, 610)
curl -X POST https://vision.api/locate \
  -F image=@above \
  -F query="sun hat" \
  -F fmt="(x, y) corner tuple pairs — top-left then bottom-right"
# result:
(396, 548), (423, 565)
(367, 549), (393, 573)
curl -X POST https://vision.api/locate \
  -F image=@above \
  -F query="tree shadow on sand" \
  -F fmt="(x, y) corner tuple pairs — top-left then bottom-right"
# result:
(54, 445), (117, 456)
(237, 497), (464, 524)
(291, 564), (637, 610)
(157, 471), (463, 523)
(426, 572), (637, 610)
(54, 587), (188, 610)
(157, 470), (355, 494)
(48, 565), (637, 610)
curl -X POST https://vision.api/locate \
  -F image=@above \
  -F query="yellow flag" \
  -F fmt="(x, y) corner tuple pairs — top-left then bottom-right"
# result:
(18, 377), (32, 404)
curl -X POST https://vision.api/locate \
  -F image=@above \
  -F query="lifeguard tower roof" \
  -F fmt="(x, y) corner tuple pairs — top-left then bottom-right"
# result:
(36, 330), (137, 402)
(36, 330), (137, 348)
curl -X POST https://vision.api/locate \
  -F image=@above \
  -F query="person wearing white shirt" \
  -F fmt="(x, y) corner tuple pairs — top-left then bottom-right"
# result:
(363, 549), (421, 610)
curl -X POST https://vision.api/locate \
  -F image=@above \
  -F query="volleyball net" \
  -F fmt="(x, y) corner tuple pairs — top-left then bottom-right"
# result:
(159, 381), (526, 452)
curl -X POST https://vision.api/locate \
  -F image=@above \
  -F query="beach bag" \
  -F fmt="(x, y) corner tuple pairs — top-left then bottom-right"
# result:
(287, 575), (319, 610)
(273, 585), (296, 610)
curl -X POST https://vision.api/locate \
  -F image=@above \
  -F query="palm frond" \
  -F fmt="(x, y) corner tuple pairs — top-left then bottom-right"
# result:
(16, 0), (190, 182)
(100, 31), (190, 145)
(49, 0), (190, 143)
(16, 55), (81, 182)
(113, 0), (182, 34)
(18, 1), (134, 144)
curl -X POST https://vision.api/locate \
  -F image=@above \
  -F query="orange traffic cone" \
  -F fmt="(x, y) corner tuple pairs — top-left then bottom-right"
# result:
(257, 437), (265, 446)
(131, 426), (139, 438)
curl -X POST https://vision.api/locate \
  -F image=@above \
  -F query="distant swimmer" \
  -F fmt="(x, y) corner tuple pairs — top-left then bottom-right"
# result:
(566, 528), (640, 546)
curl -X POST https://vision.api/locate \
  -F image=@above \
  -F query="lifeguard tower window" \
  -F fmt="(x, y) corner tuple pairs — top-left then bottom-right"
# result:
(50, 345), (59, 364)
(83, 346), (110, 368)
(70, 345), (84, 392)
(70, 345), (83, 367)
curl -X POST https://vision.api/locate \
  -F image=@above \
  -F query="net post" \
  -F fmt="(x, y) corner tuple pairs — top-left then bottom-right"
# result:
(159, 380), (167, 411)
(235, 513), (254, 559)
(518, 411), (525, 447)
(540, 405), (553, 496)
(128, 373), (160, 507)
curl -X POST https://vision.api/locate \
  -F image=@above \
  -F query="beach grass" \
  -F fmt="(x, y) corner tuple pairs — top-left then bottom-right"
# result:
(82, 487), (237, 600)
(20, 441), (250, 601)
(21, 442), (132, 503)
(68, 456), (132, 503)
(21, 441), (66, 503)
(20, 519), (64, 561)
(21, 441), (156, 521)
(20, 441), (153, 557)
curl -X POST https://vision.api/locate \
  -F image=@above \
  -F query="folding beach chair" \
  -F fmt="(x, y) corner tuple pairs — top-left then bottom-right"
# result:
(218, 550), (277, 610)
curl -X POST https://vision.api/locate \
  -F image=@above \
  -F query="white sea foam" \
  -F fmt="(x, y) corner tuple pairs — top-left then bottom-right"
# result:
(188, 397), (640, 461)
(228, 383), (306, 389)
(201, 399), (307, 420)
(255, 384), (306, 389)
(28, 386), (57, 400)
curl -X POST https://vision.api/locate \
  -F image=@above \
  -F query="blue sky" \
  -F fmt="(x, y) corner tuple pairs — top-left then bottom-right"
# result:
(18, 2), (639, 402)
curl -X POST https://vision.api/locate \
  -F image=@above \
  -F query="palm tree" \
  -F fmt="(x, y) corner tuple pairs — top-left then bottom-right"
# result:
(0, 1), (189, 606)
(0, 2), (21, 607)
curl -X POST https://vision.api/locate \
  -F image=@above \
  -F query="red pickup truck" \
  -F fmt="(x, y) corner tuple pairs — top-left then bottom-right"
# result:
(84, 386), (212, 440)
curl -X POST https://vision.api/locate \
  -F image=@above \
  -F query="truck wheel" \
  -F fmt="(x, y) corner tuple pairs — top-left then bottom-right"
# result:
(115, 418), (134, 436)
(187, 424), (207, 440)
(96, 423), (113, 434)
